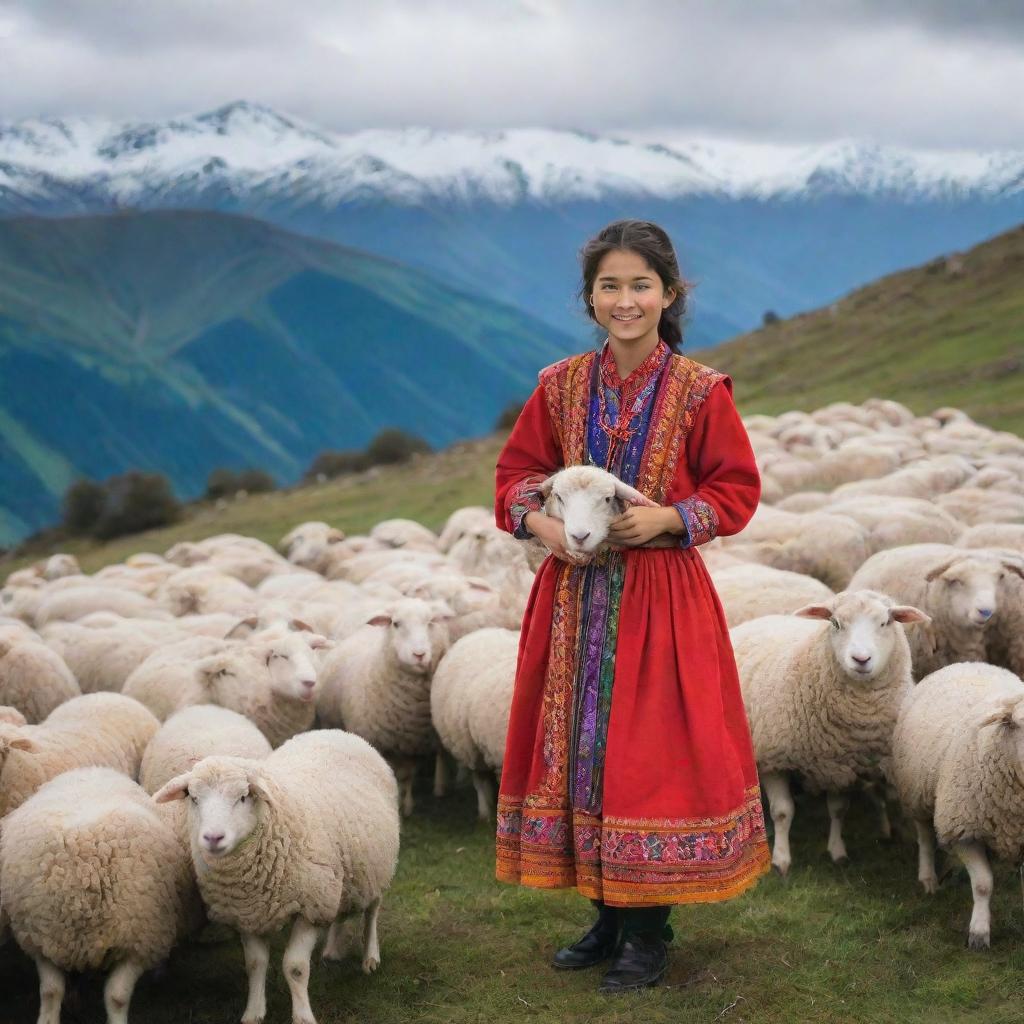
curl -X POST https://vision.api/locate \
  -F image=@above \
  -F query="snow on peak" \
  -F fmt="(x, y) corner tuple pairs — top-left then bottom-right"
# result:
(0, 103), (1022, 207)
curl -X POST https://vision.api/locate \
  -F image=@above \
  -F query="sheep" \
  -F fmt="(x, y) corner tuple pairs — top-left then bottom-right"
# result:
(938, 487), (1024, 527)
(318, 597), (453, 816)
(140, 705), (273, 795)
(38, 553), (82, 580)
(731, 590), (928, 875)
(34, 586), (169, 626)
(0, 693), (160, 816)
(826, 496), (963, 553)
(405, 573), (512, 640)
(890, 662), (1024, 948)
(0, 633), (80, 722)
(279, 521), (347, 572)
(430, 628), (518, 820)
(153, 730), (400, 1024)
(958, 524), (1024, 554)
(708, 564), (834, 628)
(848, 544), (1024, 678)
(370, 518), (439, 550)
(437, 505), (492, 553)
(0, 767), (198, 1024)
(155, 567), (257, 617)
(830, 455), (974, 502)
(332, 548), (450, 585)
(122, 636), (234, 720)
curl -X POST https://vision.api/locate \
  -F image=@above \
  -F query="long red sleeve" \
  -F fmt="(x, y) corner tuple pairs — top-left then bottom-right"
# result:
(671, 377), (760, 547)
(494, 384), (564, 537)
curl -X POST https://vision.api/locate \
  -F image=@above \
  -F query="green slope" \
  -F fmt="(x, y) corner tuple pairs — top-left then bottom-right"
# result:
(712, 223), (1024, 433)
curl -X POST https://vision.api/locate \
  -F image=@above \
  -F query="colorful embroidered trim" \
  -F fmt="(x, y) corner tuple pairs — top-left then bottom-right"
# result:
(496, 786), (771, 906)
(508, 475), (547, 539)
(673, 495), (719, 548)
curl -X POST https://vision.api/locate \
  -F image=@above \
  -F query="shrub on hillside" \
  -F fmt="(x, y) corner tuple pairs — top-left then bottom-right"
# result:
(206, 468), (239, 500)
(234, 468), (276, 494)
(62, 478), (107, 536)
(305, 449), (370, 481)
(207, 467), (276, 498)
(763, 309), (781, 326)
(496, 400), (526, 430)
(364, 428), (431, 467)
(91, 471), (181, 541)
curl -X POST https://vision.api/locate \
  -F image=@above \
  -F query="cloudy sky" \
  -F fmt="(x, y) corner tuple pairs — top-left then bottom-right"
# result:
(1, 0), (1023, 149)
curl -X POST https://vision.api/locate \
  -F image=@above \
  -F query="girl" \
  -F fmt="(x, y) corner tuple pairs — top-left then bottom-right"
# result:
(493, 220), (770, 993)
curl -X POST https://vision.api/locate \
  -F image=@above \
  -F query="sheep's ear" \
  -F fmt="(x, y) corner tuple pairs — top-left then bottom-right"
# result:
(327, 528), (346, 544)
(306, 634), (332, 650)
(793, 604), (833, 620)
(225, 616), (260, 639)
(467, 580), (494, 592)
(537, 476), (556, 497)
(924, 559), (958, 582)
(612, 480), (659, 508)
(195, 654), (228, 688)
(889, 605), (930, 625)
(1001, 560), (1024, 581)
(978, 698), (1022, 732)
(153, 772), (192, 803)
(0, 639), (10, 659)
(0, 707), (27, 727)
(288, 618), (314, 633)
(367, 613), (393, 627)
(2, 729), (38, 753)
(430, 601), (455, 623)
(246, 770), (273, 804)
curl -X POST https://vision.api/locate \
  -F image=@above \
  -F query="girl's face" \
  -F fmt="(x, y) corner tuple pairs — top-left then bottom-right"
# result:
(590, 248), (676, 348)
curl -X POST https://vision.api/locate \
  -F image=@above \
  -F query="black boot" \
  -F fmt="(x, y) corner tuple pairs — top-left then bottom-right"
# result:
(598, 906), (670, 993)
(551, 900), (620, 970)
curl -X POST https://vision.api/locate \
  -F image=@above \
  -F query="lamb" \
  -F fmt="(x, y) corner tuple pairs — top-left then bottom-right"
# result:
(848, 544), (1024, 678)
(405, 573), (513, 640)
(731, 590), (928, 875)
(0, 767), (198, 1024)
(139, 704), (273, 794)
(0, 693), (160, 816)
(34, 586), (170, 626)
(279, 521), (347, 572)
(890, 662), (1024, 948)
(437, 505), (493, 552)
(708, 564), (834, 628)
(370, 518), (440, 550)
(0, 632), (80, 722)
(121, 635), (234, 720)
(430, 628), (518, 820)
(155, 567), (257, 617)
(958, 523), (1024, 554)
(826, 496), (963, 553)
(153, 730), (400, 1024)
(318, 597), (453, 816)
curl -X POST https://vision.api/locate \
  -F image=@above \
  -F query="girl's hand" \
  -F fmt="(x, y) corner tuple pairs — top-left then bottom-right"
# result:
(524, 511), (594, 566)
(607, 506), (683, 547)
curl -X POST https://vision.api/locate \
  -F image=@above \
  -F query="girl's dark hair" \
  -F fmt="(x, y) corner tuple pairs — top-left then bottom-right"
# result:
(577, 220), (689, 353)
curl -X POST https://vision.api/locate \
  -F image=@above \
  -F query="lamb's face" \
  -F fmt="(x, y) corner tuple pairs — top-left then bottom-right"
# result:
(282, 524), (343, 569)
(927, 555), (1022, 628)
(543, 469), (625, 556)
(0, 723), (36, 774)
(370, 598), (452, 674)
(261, 633), (326, 703)
(796, 591), (929, 683)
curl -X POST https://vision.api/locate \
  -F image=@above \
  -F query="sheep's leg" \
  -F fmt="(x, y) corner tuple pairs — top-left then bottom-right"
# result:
(35, 956), (64, 1024)
(472, 769), (495, 822)
(455, 763), (470, 785)
(762, 772), (795, 876)
(863, 780), (893, 839)
(826, 790), (850, 864)
(915, 820), (938, 894)
(361, 897), (382, 973)
(322, 912), (357, 962)
(283, 916), (320, 1024)
(956, 840), (994, 950)
(433, 751), (448, 798)
(240, 931), (270, 1024)
(393, 758), (416, 817)
(103, 958), (144, 1024)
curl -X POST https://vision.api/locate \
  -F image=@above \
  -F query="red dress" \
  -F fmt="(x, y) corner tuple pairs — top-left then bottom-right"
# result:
(494, 340), (770, 907)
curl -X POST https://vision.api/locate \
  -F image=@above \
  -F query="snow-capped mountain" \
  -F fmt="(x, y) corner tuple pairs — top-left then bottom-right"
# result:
(2, 100), (1023, 210)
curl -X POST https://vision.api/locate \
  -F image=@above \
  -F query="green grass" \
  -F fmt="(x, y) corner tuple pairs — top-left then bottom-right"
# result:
(3, 784), (1024, 1023)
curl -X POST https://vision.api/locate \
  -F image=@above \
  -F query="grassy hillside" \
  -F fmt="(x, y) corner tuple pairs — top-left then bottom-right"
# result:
(713, 222), (1024, 434)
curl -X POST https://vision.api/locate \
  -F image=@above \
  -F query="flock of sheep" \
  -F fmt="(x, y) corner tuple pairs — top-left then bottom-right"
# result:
(0, 395), (1023, 1021)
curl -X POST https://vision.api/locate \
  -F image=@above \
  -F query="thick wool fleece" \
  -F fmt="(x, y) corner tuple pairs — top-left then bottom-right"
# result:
(183, 731), (399, 936)
(0, 693), (160, 816)
(709, 564), (834, 628)
(732, 605), (914, 792)
(0, 637), (80, 723)
(0, 768), (197, 971)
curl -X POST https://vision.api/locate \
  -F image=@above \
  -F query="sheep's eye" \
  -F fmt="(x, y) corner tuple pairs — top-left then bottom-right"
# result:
(604, 496), (612, 504)
(830, 618), (840, 630)
(392, 621), (400, 629)
(238, 794), (247, 804)
(189, 794), (198, 805)
(946, 578), (962, 587)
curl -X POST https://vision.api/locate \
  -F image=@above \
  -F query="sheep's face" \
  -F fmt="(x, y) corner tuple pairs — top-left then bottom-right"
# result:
(540, 467), (652, 556)
(0, 723), (37, 774)
(163, 582), (202, 617)
(796, 591), (929, 682)
(409, 577), (497, 616)
(281, 523), (343, 569)
(926, 556), (1023, 628)
(369, 597), (453, 674)
(260, 633), (327, 703)
(156, 760), (265, 860)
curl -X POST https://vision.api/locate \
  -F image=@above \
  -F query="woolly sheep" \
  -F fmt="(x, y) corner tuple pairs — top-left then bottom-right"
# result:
(318, 597), (453, 816)
(709, 564), (834, 628)
(437, 505), (492, 553)
(848, 544), (1024, 678)
(0, 767), (197, 1024)
(0, 693), (160, 816)
(430, 628), (517, 820)
(891, 662), (1024, 948)
(154, 730), (400, 1023)
(370, 518), (439, 550)
(937, 487), (1024, 527)
(830, 455), (974, 501)
(156, 567), (257, 617)
(34, 586), (169, 626)
(958, 524), (1024, 554)
(0, 633), (80, 722)
(140, 705), (273, 794)
(731, 590), (928, 875)
(279, 521), (347, 572)
(333, 548), (450, 585)
(826, 496), (963, 553)
(122, 635), (233, 720)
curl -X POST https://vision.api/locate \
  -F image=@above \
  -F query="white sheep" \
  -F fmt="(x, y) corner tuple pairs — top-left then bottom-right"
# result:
(0, 767), (198, 1024)
(370, 518), (439, 550)
(156, 566), (257, 617)
(318, 597), (453, 816)
(958, 524), (1024, 553)
(709, 564), (835, 628)
(890, 662), (1024, 948)
(731, 590), (928, 875)
(139, 704), (273, 795)
(848, 544), (1024, 678)
(437, 505), (493, 553)
(153, 730), (400, 1024)
(34, 585), (170, 626)
(430, 628), (518, 820)
(0, 632), (80, 722)
(0, 693), (160, 816)
(279, 521), (347, 572)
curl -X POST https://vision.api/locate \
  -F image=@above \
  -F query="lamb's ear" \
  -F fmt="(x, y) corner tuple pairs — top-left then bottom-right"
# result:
(467, 579), (494, 592)
(924, 559), (959, 582)
(793, 604), (834, 620)
(366, 613), (393, 627)
(430, 601), (456, 623)
(246, 769), (273, 804)
(978, 698), (1023, 732)
(306, 634), (332, 650)
(327, 528), (346, 544)
(225, 616), (260, 639)
(1001, 560), (1024, 581)
(537, 475), (556, 498)
(889, 605), (931, 626)
(612, 480), (659, 508)
(195, 654), (229, 688)
(153, 771), (193, 803)
(288, 618), (314, 633)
